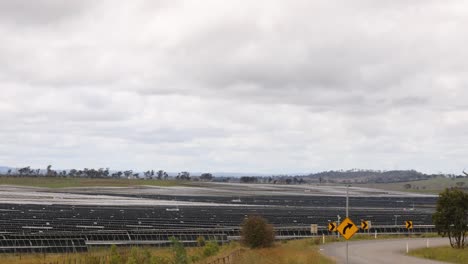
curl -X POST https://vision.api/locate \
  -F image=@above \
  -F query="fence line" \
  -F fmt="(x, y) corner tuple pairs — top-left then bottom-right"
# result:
(203, 248), (244, 264)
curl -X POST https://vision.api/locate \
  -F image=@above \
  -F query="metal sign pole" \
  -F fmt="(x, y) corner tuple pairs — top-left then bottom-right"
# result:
(346, 185), (349, 264)
(337, 215), (341, 238)
(407, 227), (410, 254)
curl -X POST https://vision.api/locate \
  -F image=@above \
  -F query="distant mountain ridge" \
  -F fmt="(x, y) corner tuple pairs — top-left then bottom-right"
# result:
(300, 169), (461, 184)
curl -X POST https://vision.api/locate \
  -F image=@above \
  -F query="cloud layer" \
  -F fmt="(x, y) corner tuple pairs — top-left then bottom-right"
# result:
(1, 0), (467, 174)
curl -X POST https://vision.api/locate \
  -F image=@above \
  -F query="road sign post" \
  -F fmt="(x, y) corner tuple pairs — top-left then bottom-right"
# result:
(405, 220), (413, 254)
(337, 215), (341, 239)
(310, 224), (318, 235)
(345, 186), (351, 264)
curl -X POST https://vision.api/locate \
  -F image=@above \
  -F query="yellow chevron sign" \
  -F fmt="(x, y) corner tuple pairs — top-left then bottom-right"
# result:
(405, 220), (413, 229)
(361, 220), (370, 230)
(328, 222), (337, 232)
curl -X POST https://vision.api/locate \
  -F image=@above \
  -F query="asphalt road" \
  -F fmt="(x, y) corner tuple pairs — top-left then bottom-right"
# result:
(321, 237), (450, 264)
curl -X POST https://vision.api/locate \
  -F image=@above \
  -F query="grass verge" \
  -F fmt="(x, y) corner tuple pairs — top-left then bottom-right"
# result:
(0, 240), (330, 264)
(234, 239), (334, 264)
(0, 235), (444, 264)
(409, 246), (468, 264)
(0, 242), (238, 264)
(0, 176), (184, 188)
(320, 233), (440, 243)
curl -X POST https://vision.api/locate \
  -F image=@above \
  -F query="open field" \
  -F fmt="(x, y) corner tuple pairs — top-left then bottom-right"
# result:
(353, 177), (468, 194)
(2, 175), (464, 195)
(0, 176), (183, 188)
(409, 245), (468, 264)
(2, 176), (464, 194)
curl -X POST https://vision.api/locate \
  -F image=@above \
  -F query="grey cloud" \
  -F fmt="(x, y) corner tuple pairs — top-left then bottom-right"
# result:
(130, 1), (466, 114)
(391, 97), (429, 107)
(0, 0), (91, 26)
(0, 1), (467, 173)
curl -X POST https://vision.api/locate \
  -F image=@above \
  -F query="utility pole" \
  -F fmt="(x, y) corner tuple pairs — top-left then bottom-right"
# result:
(346, 185), (349, 264)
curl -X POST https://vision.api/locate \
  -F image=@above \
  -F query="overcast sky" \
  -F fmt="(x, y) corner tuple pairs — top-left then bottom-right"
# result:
(1, 0), (467, 174)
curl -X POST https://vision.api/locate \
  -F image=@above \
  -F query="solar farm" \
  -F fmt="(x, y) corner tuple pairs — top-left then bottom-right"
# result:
(0, 183), (437, 253)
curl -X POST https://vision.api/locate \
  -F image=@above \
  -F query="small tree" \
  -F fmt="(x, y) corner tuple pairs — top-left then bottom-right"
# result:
(433, 188), (468, 248)
(200, 173), (213, 181)
(241, 215), (275, 248)
(177, 171), (190, 181)
(170, 237), (188, 264)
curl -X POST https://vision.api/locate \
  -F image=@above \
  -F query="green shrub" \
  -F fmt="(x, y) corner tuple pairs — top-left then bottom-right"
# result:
(126, 256), (138, 264)
(109, 244), (121, 264)
(241, 215), (275, 248)
(190, 254), (201, 263)
(203, 240), (220, 257)
(170, 237), (188, 264)
(142, 248), (152, 264)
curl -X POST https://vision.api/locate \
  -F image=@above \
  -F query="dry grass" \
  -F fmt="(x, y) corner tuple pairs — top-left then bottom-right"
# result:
(0, 242), (239, 264)
(230, 234), (442, 264)
(0, 235), (442, 264)
(0, 246), (171, 264)
(233, 239), (334, 264)
(409, 245), (468, 264)
(0, 176), (184, 188)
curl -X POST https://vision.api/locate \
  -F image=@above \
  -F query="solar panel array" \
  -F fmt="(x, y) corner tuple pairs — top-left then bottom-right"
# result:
(0, 195), (437, 253)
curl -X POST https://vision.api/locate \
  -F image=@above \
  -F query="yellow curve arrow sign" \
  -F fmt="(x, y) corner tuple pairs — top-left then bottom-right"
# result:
(337, 217), (359, 240)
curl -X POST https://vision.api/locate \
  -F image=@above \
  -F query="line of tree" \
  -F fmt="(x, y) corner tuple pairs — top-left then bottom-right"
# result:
(239, 176), (305, 184)
(0, 165), (207, 181)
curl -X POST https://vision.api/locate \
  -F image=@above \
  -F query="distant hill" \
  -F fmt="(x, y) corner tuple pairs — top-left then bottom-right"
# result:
(0, 166), (12, 174)
(300, 169), (450, 184)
